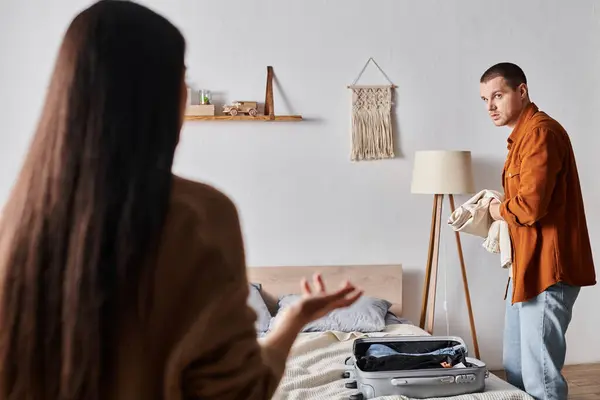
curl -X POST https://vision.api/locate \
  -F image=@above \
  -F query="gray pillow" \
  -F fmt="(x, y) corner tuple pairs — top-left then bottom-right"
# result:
(384, 311), (411, 326)
(248, 283), (272, 334)
(270, 294), (391, 333)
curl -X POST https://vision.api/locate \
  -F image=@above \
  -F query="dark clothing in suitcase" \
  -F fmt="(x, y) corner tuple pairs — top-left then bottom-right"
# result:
(357, 341), (467, 372)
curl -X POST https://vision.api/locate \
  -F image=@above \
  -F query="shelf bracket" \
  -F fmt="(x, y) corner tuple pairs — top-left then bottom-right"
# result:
(264, 66), (275, 120)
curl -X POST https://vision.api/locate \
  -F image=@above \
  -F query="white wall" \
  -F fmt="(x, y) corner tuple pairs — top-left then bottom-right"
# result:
(1, 0), (599, 369)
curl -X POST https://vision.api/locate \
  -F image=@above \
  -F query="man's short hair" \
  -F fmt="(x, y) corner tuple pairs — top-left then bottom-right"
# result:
(480, 62), (527, 90)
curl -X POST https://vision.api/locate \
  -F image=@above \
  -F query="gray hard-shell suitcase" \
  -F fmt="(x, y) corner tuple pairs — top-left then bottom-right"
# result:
(343, 336), (489, 399)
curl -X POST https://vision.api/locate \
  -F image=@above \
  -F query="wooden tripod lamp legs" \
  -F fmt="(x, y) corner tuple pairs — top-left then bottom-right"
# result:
(419, 194), (443, 333)
(418, 194), (481, 360)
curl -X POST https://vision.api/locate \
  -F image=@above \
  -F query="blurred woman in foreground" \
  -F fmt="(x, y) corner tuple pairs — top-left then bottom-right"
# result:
(0, 1), (362, 399)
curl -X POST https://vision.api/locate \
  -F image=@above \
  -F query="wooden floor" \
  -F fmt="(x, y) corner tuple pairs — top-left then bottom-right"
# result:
(492, 363), (600, 399)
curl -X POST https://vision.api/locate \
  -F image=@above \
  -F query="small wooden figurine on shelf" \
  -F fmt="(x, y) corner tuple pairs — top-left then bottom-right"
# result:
(223, 101), (259, 117)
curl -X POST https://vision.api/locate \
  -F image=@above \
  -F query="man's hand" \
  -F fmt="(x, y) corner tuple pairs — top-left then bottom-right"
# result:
(489, 198), (504, 221)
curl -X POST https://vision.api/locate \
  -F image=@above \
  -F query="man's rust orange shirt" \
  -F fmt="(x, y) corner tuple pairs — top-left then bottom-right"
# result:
(499, 102), (596, 303)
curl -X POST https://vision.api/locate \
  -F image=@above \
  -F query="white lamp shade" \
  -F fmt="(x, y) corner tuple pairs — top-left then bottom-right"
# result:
(411, 150), (475, 194)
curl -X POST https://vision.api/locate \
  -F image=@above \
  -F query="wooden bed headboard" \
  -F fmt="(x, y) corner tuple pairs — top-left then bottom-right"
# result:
(247, 264), (403, 316)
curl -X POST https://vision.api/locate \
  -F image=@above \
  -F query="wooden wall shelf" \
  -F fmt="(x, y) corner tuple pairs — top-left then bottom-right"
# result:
(185, 115), (302, 122)
(185, 66), (302, 122)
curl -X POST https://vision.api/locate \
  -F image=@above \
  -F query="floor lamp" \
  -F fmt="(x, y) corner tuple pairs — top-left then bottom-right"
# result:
(410, 150), (480, 359)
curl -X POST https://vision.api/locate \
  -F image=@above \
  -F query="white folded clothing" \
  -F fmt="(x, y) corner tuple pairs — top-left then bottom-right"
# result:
(447, 189), (512, 271)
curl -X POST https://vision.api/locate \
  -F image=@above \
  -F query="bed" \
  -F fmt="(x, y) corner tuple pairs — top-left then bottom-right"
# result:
(248, 264), (533, 400)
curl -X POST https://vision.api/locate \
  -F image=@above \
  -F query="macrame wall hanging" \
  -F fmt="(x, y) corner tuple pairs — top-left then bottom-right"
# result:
(348, 58), (396, 162)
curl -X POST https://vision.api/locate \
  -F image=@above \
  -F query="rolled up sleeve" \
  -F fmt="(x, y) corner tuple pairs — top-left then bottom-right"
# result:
(500, 128), (563, 227)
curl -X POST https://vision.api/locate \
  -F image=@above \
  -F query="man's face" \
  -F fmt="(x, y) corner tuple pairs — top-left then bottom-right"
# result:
(480, 76), (527, 128)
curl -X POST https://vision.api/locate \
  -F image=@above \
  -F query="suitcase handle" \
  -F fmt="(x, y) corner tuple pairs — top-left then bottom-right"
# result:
(391, 376), (456, 386)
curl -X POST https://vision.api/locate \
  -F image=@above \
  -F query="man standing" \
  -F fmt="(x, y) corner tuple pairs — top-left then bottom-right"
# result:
(480, 62), (596, 400)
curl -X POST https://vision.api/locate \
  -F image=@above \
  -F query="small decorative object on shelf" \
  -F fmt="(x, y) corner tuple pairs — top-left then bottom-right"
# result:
(223, 101), (259, 117)
(185, 87), (215, 116)
(199, 89), (211, 105)
(186, 104), (215, 116)
(185, 66), (302, 122)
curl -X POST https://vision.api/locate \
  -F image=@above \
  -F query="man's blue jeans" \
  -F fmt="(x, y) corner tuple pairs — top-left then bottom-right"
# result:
(504, 280), (580, 400)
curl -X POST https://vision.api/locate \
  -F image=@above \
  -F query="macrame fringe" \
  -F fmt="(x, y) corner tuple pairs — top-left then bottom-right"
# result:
(351, 106), (394, 161)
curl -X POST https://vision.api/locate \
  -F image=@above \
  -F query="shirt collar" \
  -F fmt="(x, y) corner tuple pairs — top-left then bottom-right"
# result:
(507, 102), (538, 150)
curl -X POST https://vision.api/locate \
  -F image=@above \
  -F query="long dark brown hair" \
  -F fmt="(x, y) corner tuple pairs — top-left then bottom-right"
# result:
(0, 1), (186, 398)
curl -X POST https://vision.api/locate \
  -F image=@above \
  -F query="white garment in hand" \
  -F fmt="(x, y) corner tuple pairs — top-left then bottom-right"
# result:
(484, 220), (512, 271)
(447, 189), (512, 271)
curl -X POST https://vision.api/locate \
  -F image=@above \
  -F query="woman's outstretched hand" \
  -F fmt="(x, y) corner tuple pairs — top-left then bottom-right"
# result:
(279, 274), (363, 329)
(261, 274), (363, 371)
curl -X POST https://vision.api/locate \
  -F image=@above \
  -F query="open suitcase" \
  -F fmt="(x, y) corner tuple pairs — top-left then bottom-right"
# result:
(343, 336), (489, 399)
